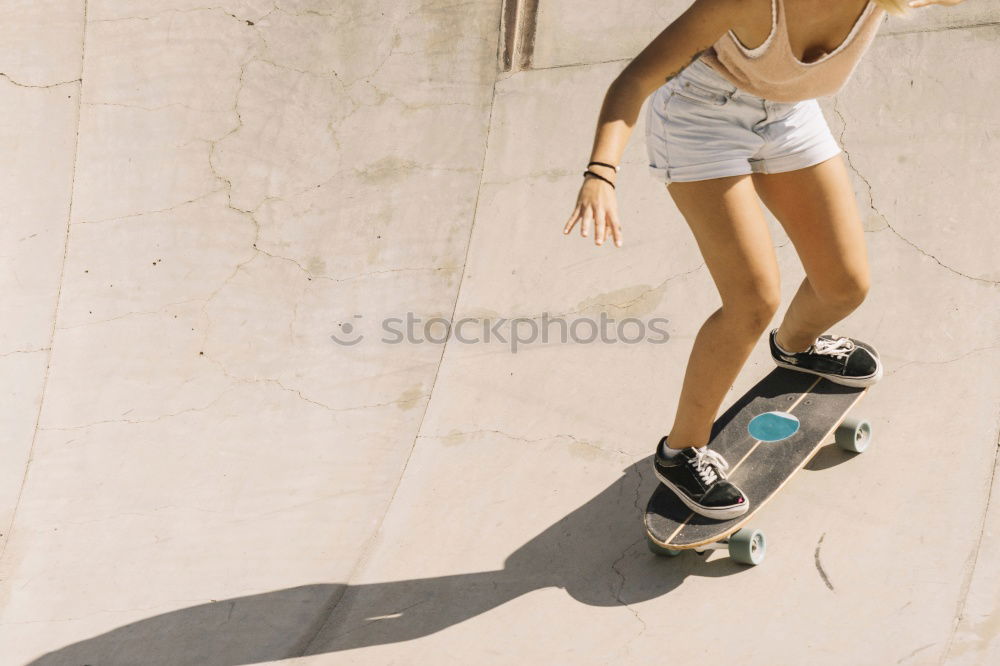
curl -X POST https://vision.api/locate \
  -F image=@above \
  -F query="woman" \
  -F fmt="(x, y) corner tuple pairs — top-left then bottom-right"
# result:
(562, 0), (965, 519)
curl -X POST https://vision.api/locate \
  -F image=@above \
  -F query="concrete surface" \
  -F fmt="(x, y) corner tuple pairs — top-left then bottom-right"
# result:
(1, 1), (998, 664)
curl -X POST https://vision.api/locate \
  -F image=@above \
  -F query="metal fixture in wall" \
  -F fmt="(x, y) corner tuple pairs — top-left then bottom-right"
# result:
(499, 0), (539, 73)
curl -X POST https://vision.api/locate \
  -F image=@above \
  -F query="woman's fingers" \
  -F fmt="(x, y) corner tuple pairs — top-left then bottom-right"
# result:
(606, 209), (623, 247)
(594, 208), (624, 247)
(563, 205), (581, 234)
(594, 207), (607, 245)
(580, 207), (593, 238)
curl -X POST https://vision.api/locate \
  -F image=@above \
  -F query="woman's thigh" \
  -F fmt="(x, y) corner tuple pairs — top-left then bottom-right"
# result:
(666, 174), (780, 311)
(749, 154), (870, 298)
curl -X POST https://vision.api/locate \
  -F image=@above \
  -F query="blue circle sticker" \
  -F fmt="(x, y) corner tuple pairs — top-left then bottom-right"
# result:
(748, 411), (800, 442)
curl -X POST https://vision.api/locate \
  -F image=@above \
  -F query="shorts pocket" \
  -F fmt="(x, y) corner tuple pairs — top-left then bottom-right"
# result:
(672, 79), (730, 107)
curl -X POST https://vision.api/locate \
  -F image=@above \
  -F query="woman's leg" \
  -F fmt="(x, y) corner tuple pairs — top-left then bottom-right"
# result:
(664, 173), (781, 450)
(749, 154), (870, 353)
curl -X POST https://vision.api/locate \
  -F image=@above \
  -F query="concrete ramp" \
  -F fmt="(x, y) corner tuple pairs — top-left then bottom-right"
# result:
(2, 2), (999, 664)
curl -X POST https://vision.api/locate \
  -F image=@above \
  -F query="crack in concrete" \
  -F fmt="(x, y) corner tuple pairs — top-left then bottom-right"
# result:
(610, 536), (648, 642)
(898, 641), (937, 664)
(0, 72), (81, 89)
(0, 0), (90, 562)
(91, 5), (274, 25)
(202, 353), (429, 414)
(87, 3), (377, 88)
(206, 53), (255, 214)
(940, 421), (1000, 664)
(886, 344), (1000, 378)
(73, 188), (227, 225)
(54, 298), (207, 331)
(0, 347), (51, 359)
(832, 96), (998, 286)
(419, 428), (632, 458)
(37, 388), (235, 432)
(632, 457), (645, 514)
(610, 465), (650, 653)
(81, 100), (231, 114)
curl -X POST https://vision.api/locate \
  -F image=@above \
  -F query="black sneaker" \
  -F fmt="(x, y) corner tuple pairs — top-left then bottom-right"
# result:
(769, 328), (882, 387)
(652, 436), (749, 519)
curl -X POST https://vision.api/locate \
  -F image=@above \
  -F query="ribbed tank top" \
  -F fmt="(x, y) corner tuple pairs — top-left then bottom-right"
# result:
(700, 0), (887, 102)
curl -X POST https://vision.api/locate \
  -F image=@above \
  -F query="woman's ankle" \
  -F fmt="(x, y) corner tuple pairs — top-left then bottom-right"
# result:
(662, 433), (709, 452)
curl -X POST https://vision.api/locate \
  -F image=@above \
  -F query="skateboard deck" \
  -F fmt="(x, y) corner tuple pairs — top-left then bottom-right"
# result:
(644, 367), (870, 559)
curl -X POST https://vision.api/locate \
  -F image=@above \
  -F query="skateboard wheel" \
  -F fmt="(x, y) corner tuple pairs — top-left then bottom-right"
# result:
(646, 536), (683, 558)
(728, 528), (766, 565)
(835, 417), (872, 453)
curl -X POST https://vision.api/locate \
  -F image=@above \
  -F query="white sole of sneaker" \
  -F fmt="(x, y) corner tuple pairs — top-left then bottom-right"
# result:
(652, 464), (750, 520)
(772, 358), (883, 388)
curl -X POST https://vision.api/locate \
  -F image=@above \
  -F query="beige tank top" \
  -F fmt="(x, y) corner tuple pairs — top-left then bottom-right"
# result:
(700, 0), (887, 102)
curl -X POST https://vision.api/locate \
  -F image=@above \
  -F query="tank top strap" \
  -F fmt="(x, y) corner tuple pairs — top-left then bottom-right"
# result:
(773, 0), (789, 40)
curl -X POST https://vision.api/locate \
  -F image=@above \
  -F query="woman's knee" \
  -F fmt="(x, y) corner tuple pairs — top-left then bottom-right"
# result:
(722, 286), (781, 334)
(814, 272), (870, 310)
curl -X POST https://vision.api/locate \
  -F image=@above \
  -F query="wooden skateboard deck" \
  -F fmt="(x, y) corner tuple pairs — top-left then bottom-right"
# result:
(644, 367), (870, 555)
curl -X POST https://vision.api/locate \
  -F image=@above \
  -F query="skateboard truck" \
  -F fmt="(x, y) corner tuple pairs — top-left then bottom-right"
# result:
(648, 527), (767, 566)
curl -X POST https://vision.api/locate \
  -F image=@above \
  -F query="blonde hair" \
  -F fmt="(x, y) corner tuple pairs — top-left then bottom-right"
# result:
(873, 0), (912, 17)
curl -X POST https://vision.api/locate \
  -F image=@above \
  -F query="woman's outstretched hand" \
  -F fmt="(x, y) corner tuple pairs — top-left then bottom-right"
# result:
(562, 175), (623, 247)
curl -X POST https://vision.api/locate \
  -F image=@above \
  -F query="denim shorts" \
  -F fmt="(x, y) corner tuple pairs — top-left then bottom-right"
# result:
(645, 58), (842, 184)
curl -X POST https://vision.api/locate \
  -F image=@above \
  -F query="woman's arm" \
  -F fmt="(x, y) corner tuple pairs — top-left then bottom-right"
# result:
(618, 0), (743, 98)
(564, 0), (744, 247)
(907, 0), (966, 7)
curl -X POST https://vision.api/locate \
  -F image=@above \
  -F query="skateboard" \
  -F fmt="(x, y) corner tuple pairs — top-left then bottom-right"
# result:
(644, 367), (873, 566)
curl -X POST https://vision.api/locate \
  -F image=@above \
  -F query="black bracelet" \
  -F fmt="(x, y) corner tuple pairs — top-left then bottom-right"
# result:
(588, 160), (620, 172)
(582, 170), (615, 189)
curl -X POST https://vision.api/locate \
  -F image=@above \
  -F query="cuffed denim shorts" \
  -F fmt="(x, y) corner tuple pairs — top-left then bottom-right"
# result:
(645, 58), (842, 184)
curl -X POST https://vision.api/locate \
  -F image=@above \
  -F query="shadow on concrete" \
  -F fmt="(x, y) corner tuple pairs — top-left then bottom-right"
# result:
(26, 454), (756, 665)
(27, 369), (858, 664)
(804, 442), (860, 471)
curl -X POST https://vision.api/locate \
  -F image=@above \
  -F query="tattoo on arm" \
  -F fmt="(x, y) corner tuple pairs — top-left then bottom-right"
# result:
(663, 46), (712, 84)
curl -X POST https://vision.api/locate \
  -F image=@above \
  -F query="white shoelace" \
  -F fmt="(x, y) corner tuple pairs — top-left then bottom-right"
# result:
(812, 336), (855, 360)
(690, 447), (730, 485)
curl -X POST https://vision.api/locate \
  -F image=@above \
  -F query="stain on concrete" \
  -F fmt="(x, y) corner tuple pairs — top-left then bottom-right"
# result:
(567, 439), (604, 461)
(574, 284), (665, 319)
(441, 429), (469, 447)
(396, 384), (426, 410)
(306, 256), (326, 274)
